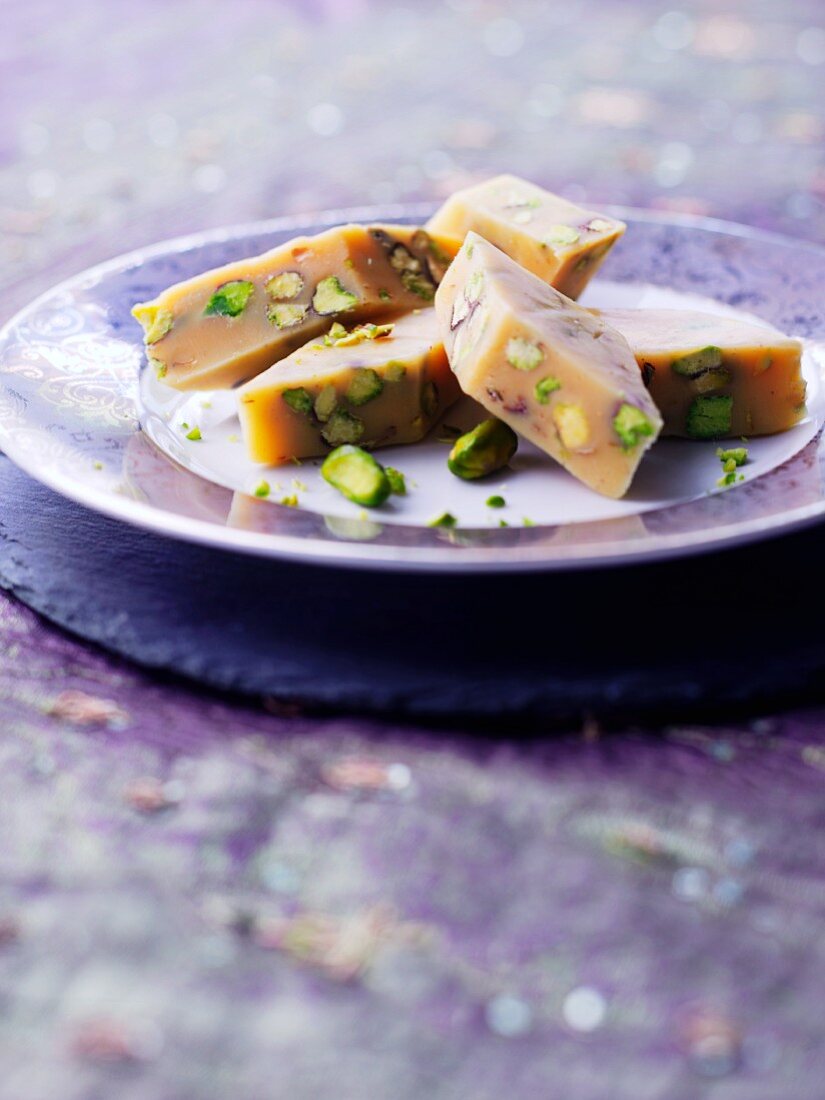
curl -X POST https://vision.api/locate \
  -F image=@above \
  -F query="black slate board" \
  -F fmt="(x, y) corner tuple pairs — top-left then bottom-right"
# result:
(0, 454), (822, 724)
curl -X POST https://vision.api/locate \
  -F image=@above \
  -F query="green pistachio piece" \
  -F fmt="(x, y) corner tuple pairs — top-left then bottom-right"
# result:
(267, 303), (308, 329)
(388, 244), (435, 301)
(321, 444), (391, 507)
(553, 403), (590, 451)
(686, 394), (733, 439)
(378, 289), (392, 302)
(346, 368), (384, 406)
(716, 446), (748, 467)
(321, 408), (365, 446)
(314, 384), (338, 422)
(692, 367), (732, 394)
(204, 280), (254, 317)
(671, 346), (724, 378)
(333, 322), (394, 348)
(266, 271), (304, 300)
(149, 357), (167, 379)
(421, 381), (439, 419)
(428, 512), (457, 528)
(385, 467), (406, 496)
(447, 418), (518, 480)
(612, 403), (655, 450)
(544, 225), (580, 247)
(385, 361), (407, 382)
(506, 337), (543, 371)
(486, 495), (506, 508)
(280, 494), (299, 507)
(312, 276), (360, 315)
(283, 387), (314, 416)
(133, 304), (174, 344)
(534, 375), (561, 404)
(185, 426), (202, 441)
(254, 481), (270, 498)
(586, 218), (613, 233)
(465, 270), (484, 303)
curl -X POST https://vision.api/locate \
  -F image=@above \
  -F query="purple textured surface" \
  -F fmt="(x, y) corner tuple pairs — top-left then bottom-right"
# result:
(1, 0), (824, 1096)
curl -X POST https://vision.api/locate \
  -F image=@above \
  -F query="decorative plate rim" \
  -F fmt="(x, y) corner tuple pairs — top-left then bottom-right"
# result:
(0, 205), (823, 574)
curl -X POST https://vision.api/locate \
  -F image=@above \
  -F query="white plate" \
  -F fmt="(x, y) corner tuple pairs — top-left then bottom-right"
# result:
(1, 205), (824, 571)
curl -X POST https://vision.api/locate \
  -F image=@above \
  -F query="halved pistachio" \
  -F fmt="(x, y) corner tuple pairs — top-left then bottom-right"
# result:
(685, 394), (733, 439)
(534, 375), (561, 404)
(321, 444), (391, 507)
(692, 367), (732, 394)
(385, 361), (407, 382)
(544, 225), (580, 248)
(267, 303), (308, 329)
(314, 384), (338, 422)
(552, 403), (590, 450)
(204, 280), (255, 317)
(133, 304), (174, 344)
(385, 467), (406, 495)
(447, 418), (518, 480)
(421, 381), (439, 418)
(283, 387), (314, 416)
(346, 368), (384, 406)
(266, 271), (304, 300)
(321, 408), (365, 446)
(312, 276), (360, 315)
(671, 346), (724, 378)
(612, 403), (655, 451)
(506, 337), (543, 371)
(388, 244), (436, 301)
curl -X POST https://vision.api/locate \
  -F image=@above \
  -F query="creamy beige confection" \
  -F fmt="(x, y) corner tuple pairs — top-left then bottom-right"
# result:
(596, 309), (806, 439)
(434, 233), (662, 499)
(426, 174), (625, 301)
(133, 224), (461, 391)
(238, 311), (460, 465)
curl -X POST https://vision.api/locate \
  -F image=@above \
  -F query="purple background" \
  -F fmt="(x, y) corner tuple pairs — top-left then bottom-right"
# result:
(1, 1), (824, 1096)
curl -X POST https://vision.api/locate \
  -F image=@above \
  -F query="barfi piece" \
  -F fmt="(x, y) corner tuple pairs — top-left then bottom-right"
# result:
(597, 309), (806, 439)
(434, 233), (662, 499)
(426, 174), (625, 300)
(133, 224), (461, 391)
(238, 311), (460, 465)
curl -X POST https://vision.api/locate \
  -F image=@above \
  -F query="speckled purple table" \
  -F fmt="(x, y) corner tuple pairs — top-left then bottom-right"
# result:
(1, 2), (825, 1097)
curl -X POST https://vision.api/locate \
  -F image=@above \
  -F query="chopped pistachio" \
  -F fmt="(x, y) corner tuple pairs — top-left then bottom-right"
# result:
(185, 426), (202, 441)
(716, 446), (748, 467)
(388, 244), (435, 301)
(385, 361), (407, 382)
(506, 337), (543, 371)
(448, 418), (518, 480)
(254, 481), (270, 498)
(133, 305), (174, 345)
(523, 517), (535, 527)
(93, 461), (103, 470)
(347, 368), (384, 406)
(321, 444), (391, 507)
(312, 276), (359, 315)
(486, 495), (506, 508)
(280, 494), (299, 507)
(314, 384), (338, 422)
(385, 467), (406, 496)
(755, 353), (773, 374)
(612, 403), (655, 451)
(268, 303), (308, 329)
(552, 403), (590, 451)
(321, 408), (365, 446)
(586, 218), (613, 233)
(204, 280), (254, 317)
(421, 381), (439, 418)
(291, 477), (308, 493)
(283, 387), (314, 416)
(544, 225), (580, 247)
(692, 367), (732, 393)
(465, 270), (484, 303)
(150, 357), (167, 379)
(686, 394), (733, 439)
(534, 375), (561, 404)
(266, 271), (304, 300)
(498, 519), (509, 528)
(671, 346), (724, 378)
(428, 512), (457, 528)
(333, 322), (394, 348)
(378, 289), (392, 302)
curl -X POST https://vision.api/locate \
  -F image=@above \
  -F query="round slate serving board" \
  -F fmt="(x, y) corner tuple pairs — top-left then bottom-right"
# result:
(0, 453), (822, 723)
